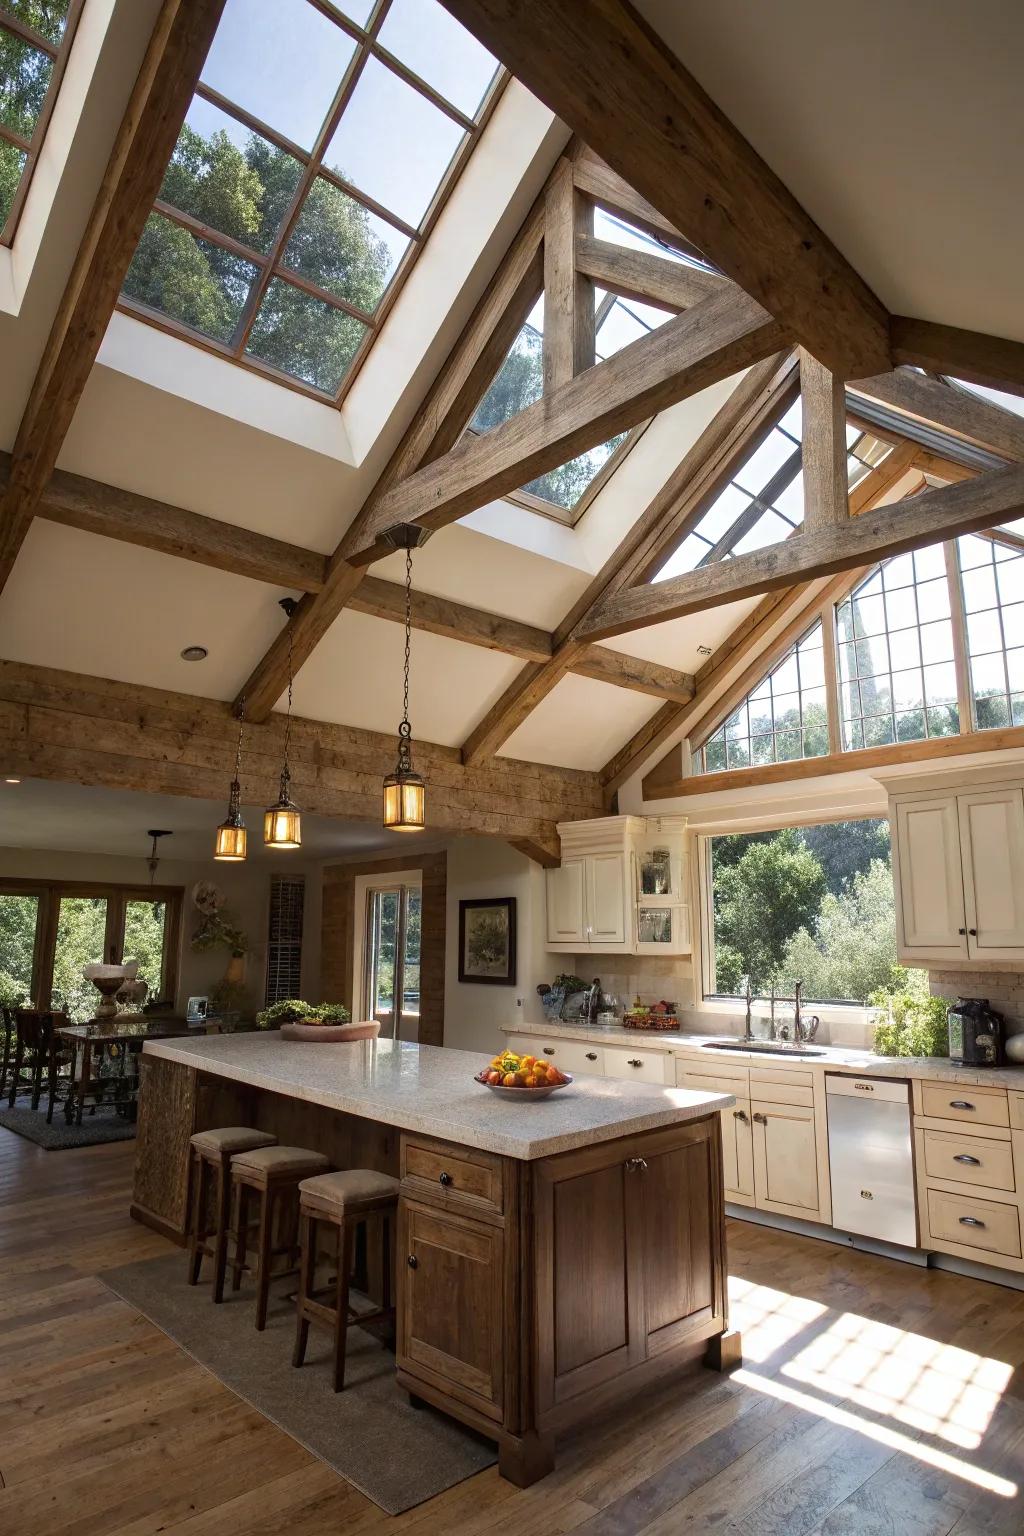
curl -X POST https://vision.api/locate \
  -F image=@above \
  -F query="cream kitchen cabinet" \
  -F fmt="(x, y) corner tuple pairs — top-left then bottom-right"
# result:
(751, 1101), (821, 1218)
(545, 851), (628, 951)
(890, 781), (1024, 963)
(545, 815), (689, 955)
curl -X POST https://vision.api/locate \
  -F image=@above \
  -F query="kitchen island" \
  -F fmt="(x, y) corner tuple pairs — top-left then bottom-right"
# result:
(131, 1033), (736, 1485)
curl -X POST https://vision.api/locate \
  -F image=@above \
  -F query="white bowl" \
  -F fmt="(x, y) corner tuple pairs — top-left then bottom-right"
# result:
(474, 1071), (573, 1100)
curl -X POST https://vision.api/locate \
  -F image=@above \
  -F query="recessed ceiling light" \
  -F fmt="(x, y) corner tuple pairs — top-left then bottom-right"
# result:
(180, 645), (208, 661)
(4, 777), (20, 784)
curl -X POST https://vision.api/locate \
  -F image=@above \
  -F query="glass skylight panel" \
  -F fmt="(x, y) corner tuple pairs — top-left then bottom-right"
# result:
(377, 0), (499, 118)
(836, 549), (957, 749)
(123, 213), (259, 345)
(0, 0), (79, 241)
(697, 624), (828, 773)
(121, 0), (503, 398)
(957, 534), (1024, 729)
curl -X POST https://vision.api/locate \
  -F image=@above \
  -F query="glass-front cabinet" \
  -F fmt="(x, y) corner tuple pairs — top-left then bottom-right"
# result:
(635, 903), (691, 955)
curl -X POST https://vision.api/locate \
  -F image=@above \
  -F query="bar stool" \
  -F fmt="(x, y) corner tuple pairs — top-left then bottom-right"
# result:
(230, 1145), (332, 1330)
(292, 1168), (400, 1392)
(187, 1127), (278, 1301)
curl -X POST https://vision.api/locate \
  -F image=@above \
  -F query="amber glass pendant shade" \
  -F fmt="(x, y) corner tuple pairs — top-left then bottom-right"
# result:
(264, 786), (302, 848)
(383, 768), (425, 831)
(214, 813), (247, 861)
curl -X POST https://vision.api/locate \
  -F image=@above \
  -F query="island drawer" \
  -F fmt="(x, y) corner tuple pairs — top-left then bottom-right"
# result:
(603, 1045), (671, 1084)
(922, 1129), (1015, 1192)
(926, 1188), (1022, 1259)
(919, 1083), (1009, 1128)
(402, 1135), (504, 1217)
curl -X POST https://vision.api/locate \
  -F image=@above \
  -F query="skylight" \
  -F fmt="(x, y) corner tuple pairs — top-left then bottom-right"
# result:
(652, 399), (891, 581)
(119, 0), (502, 400)
(0, 0), (82, 244)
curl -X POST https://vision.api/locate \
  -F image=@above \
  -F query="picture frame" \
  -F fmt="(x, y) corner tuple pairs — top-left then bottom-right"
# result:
(458, 896), (517, 986)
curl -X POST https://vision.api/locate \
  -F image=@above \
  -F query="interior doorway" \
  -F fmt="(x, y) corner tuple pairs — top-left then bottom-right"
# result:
(357, 873), (422, 1040)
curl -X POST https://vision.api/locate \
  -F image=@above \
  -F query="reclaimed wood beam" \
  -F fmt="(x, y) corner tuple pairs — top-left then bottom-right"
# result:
(0, 0), (228, 594)
(574, 233), (723, 312)
(543, 156), (594, 389)
(340, 288), (787, 566)
(890, 317), (1024, 400)
(577, 464), (1024, 642)
(800, 349), (849, 529)
(571, 146), (705, 261)
(851, 370), (1024, 464)
(439, 0), (891, 378)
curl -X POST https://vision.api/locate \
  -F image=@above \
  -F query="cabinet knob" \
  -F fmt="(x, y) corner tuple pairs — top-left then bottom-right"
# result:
(438, 1171), (452, 1187)
(625, 1156), (648, 1173)
(586, 1052), (598, 1061)
(968, 928), (978, 937)
(950, 1100), (975, 1111)
(958, 1216), (985, 1229)
(627, 1058), (643, 1068)
(407, 1254), (418, 1268)
(752, 1112), (767, 1125)
(953, 1154), (981, 1166)
(958, 927), (967, 935)
(733, 1110), (749, 1123)
(543, 1047), (555, 1056)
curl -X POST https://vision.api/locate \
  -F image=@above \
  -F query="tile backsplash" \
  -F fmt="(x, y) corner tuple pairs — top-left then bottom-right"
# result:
(928, 968), (1024, 1038)
(564, 955), (696, 1010)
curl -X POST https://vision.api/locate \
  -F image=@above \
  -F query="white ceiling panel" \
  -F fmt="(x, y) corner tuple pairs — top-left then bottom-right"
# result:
(500, 673), (661, 771)
(0, 522), (286, 699)
(288, 608), (525, 746)
(597, 596), (761, 670)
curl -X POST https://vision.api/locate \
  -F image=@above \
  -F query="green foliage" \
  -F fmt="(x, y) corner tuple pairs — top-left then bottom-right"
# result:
(714, 829), (826, 992)
(798, 820), (891, 898)
(51, 896), (106, 1022)
(0, 893), (38, 1002)
(0, 969), (27, 1007)
(0, 137), (24, 226)
(316, 1002), (352, 1025)
(255, 998), (352, 1029)
(552, 973), (590, 995)
(778, 860), (905, 1004)
(870, 984), (950, 1058)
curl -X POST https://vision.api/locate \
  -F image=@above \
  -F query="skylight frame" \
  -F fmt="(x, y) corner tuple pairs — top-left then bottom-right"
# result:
(116, 0), (507, 405)
(0, 0), (85, 246)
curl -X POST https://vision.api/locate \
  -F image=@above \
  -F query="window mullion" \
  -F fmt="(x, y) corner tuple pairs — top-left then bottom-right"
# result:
(943, 539), (976, 732)
(820, 596), (842, 754)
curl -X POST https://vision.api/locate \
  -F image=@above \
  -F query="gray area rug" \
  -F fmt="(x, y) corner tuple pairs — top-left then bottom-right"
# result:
(102, 1251), (496, 1514)
(0, 1099), (137, 1149)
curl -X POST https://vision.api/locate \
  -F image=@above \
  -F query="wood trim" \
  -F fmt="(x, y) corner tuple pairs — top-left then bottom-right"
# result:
(439, 0), (890, 377)
(0, 0), (229, 594)
(577, 464), (1024, 642)
(890, 317), (1024, 399)
(644, 725), (1024, 801)
(850, 371), (1024, 464)
(943, 539), (975, 733)
(571, 147), (704, 262)
(574, 233), (724, 312)
(819, 596), (842, 755)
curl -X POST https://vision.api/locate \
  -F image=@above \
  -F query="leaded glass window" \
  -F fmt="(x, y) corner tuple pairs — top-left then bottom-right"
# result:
(957, 533), (1024, 729)
(696, 623), (828, 773)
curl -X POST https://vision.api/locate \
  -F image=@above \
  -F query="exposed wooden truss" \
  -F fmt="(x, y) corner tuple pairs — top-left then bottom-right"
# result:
(799, 351), (849, 529)
(890, 317), (1024, 399)
(851, 371), (1024, 464)
(0, 660), (604, 850)
(0, 0), (227, 596)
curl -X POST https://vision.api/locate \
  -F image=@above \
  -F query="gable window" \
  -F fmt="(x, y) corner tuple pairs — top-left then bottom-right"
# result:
(0, 0), (83, 243)
(119, 0), (503, 401)
(836, 547), (958, 749)
(696, 622), (828, 773)
(956, 532), (1024, 730)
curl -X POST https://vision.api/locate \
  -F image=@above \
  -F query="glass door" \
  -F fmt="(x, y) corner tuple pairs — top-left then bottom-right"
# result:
(121, 897), (170, 1005)
(51, 895), (112, 1020)
(363, 882), (421, 1039)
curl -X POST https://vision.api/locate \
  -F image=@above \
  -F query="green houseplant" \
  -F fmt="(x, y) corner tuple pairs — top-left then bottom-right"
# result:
(255, 999), (352, 1030)
(870, 988), (950, 1058)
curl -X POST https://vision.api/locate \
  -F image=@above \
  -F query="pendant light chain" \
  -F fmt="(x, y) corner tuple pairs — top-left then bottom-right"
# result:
(282, 624), (294, 793)
(231, 697), (245, 801)
(398, 545), (413, 773)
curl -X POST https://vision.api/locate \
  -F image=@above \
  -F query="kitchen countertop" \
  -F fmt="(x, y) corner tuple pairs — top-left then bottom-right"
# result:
(503, 1020), (1024, 1089)
(142, 1032), (733, 1160)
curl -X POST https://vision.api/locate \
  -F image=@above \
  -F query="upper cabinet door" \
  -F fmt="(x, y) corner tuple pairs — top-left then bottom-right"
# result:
(545, 859), (585, 945)
(894, 796), (968, 960)
(586, 853), (627, 946)
(958, 789), (1024, 957)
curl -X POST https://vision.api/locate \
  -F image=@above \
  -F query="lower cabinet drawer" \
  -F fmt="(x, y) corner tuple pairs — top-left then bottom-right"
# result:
(748, 1068), (814, 1108)
(602, 1045), (670, 1084)
(926, 1188), (1022, 1259)
(922, 1129), (1015, 1193)
(508, 1035), (603, 1074)
(677, 1068), (750, 1098)
(920, 1082), (1009, 1128)
(402, 1137), (504, 1216)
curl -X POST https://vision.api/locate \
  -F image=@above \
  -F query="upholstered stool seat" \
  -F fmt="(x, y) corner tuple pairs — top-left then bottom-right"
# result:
(186, 1127), (279, 1302)
(293, 1167), (399, 1391)
(230, 1145), (333, 1330)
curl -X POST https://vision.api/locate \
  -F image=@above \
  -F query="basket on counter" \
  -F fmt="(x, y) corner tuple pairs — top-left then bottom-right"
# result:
(623, 1009), (678, 1031)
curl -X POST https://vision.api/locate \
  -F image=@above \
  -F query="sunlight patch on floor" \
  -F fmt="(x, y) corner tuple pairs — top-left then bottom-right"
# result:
(728, 1276), (828, 1364)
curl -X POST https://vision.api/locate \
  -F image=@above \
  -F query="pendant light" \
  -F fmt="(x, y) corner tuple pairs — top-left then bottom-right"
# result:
(264, 598), (302, 849)
(382, 525), (430, 831)
(214, 700), (247, 861)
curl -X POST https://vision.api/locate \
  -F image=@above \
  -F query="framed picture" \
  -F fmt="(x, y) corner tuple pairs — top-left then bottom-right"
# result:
(458, 897), (517, 985)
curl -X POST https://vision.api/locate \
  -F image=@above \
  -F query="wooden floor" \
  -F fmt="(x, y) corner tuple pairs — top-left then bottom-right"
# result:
(0, 1130), (1022, 1536)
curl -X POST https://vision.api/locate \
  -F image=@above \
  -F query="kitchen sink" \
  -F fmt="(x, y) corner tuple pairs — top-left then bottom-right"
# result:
(702, 1040), (826, 1058)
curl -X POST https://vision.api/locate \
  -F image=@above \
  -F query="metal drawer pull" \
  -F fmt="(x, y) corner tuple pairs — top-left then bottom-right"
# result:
(407, 1254), (418, 1268)
(625, 1157), (648, 1172)
(586, 1052), (598, 1061)
(950, 1101), (975, 1110)
(543, 1047), (555, 1055)
(438, 1171), (452, 1186)
(953, 1154), (981, 1166)
(627, 1058), (643, 1067)
(959, 1216), (986, 1228)
(752, 1112), (767, 1125)
(734, 1110), (749, 1123)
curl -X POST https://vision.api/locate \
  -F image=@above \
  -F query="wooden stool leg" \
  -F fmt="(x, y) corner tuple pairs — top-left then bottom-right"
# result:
(255, 1184), (274, 1331)
(187, 1154), (206, 1285)
(333, 1218), (353, 1392)
(293, 1211), (314, 1368)
(212, 1156), (232, 1304)
(30, 1049), (43, 1111)
(232, 1180), (247, 1291)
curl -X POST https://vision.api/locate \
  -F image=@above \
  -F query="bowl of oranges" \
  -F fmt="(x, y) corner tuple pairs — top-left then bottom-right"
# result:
(475, 1049), (572, 1099)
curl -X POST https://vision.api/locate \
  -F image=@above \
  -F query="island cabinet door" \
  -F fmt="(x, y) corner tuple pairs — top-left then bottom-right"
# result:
(636, 1127), (720, 1357)
(398, 1200), (504, 1422)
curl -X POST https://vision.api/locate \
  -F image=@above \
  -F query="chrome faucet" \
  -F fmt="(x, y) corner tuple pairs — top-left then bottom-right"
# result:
(742, 978), (755, 1042)
(793, 981), (820, 1043)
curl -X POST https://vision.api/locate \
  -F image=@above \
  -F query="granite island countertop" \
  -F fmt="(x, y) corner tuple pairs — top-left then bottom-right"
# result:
(503, 1020), (1024, 1089)
(142, 1032), (733, 1160)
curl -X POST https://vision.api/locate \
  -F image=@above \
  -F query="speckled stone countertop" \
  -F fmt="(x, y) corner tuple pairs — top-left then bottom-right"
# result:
(503, 1020), (1024, 1089)
(142, 1033), (733, 1160)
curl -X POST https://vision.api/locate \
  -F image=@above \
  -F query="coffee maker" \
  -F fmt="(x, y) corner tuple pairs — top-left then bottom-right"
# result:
(947, 997), (1005, 1066)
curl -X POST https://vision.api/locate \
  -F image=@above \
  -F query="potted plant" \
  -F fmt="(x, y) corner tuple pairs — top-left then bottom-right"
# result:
(255, 998), (374, 1042)
(255, 998), (315, 1030)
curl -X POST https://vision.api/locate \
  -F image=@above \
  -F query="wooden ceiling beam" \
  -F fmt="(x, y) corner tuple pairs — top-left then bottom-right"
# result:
(800, 349), (849, 529)
(574, 233), (724, 312)
(577, 463), (1024, 642)
(340, 288), (788, 566)
(851, 370), (1024, 464)
(543, 156), (595, 389)
(439, 0), (891, 378)
(0, 0), (228, 594)
(890, 317), (1024, 400)
(571, 146), (705, 262)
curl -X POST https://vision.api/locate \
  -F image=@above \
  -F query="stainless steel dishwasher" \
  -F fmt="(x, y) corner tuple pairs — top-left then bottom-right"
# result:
(826, 1075), (917, 1247)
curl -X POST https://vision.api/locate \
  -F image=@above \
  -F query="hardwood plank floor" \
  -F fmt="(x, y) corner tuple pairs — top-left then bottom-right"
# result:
(0, 1128), (1021, 1534)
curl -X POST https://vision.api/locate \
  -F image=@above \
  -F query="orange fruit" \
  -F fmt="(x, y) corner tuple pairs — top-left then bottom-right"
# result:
(503, 1072), (519, 1086)
(525, 1073), (539, 1087)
